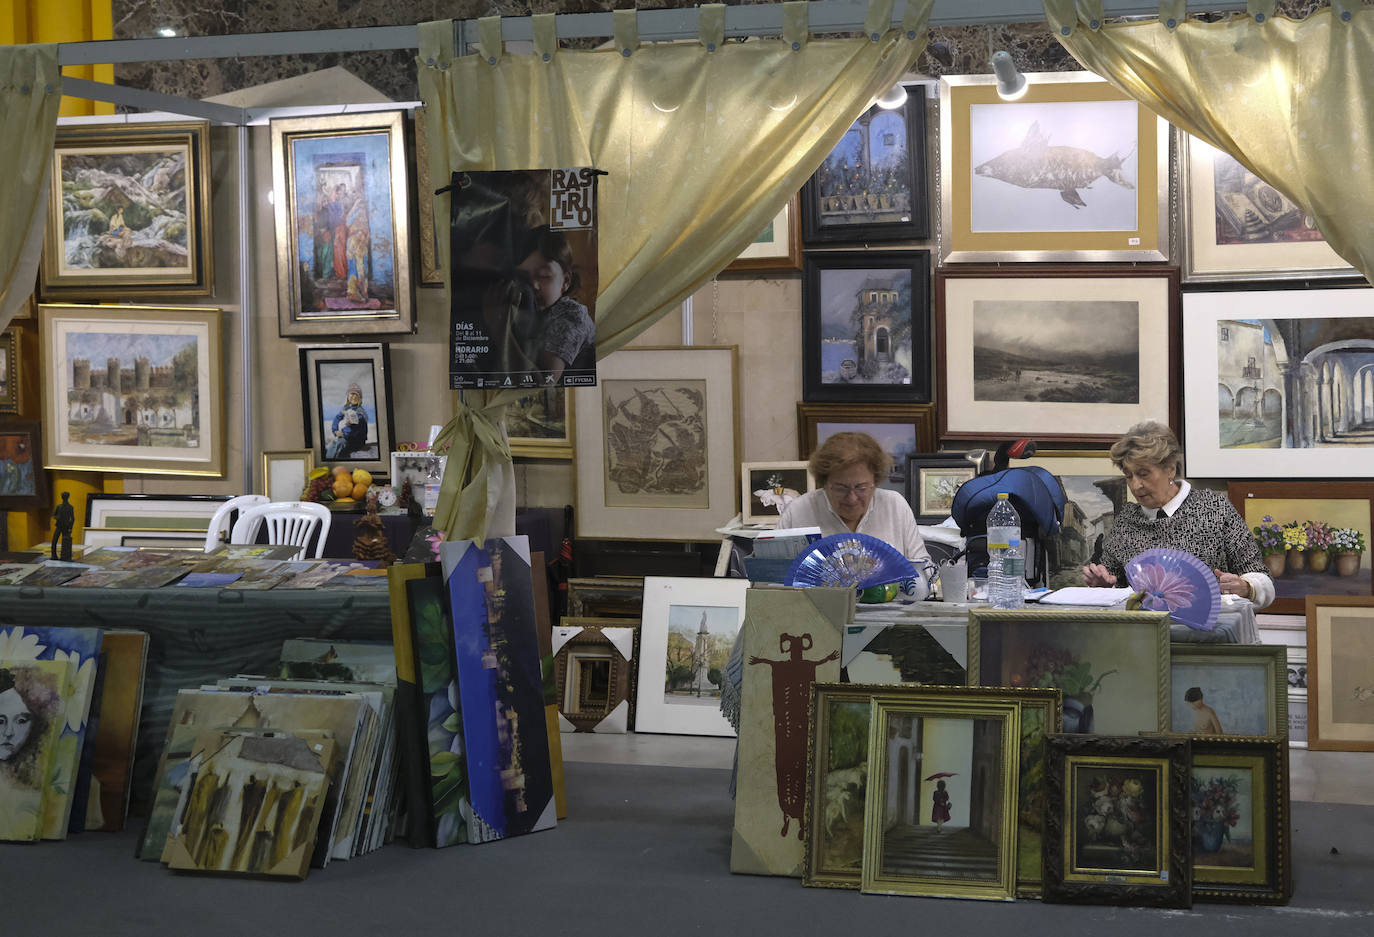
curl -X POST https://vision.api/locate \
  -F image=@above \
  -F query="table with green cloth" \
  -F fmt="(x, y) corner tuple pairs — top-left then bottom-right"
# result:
(0, 585), (393, 815)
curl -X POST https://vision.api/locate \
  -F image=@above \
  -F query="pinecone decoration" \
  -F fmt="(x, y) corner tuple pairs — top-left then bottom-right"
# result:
(353, 499), (396, 565)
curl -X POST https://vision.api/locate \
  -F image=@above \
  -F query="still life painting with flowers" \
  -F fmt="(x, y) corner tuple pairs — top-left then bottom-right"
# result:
(1072, 766), (1159, 871)
(1191, 769), (1252, 869)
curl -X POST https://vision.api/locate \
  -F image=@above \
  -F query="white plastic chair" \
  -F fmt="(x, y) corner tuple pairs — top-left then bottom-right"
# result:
(229, 501), (332, 560)
(203, 494), (271, 552)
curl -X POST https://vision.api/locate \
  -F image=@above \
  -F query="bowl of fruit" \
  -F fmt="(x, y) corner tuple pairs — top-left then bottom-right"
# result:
(302, 465), (374, 511)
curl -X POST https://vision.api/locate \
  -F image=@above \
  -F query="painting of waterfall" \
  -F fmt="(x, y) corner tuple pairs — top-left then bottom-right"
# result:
(41, 121), (213, 299)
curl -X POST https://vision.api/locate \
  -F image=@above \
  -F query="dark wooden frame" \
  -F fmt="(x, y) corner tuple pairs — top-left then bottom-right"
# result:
(796, 402), (936, 460)
(801, 251), (932, 403)
(903, 451), (978, 523)
(1188, 736), (1291, 904)
(0, 329), (20, 414)
(298, 342), (396, 479)
(1043, 733), (1192, 908)
(723, 193), (803, 273)
(934, 265), (1181, 444)
(0, 419), (48, 511)
(801, 94), (929, 244)
(1227, 480), (1374, 616)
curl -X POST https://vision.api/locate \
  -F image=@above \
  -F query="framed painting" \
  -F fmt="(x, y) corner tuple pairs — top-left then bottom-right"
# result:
(796, 402), (936, 496)
(1305, 595), (1374, 751)
(859, 693), (1021, 901)
(1183, 288), (1374, 478)
(801, 94), (929, 244)
(40, 120), (213, 299)
(261, 449), (314, 503)
(903, 452), (977, 524)
(0, 419), (47, 510)
(936, 266), (1181, 443)
(1043, 734), (1191, 907)
(802, 251), (931, 403)
(298, 343), (395, 479)
(390, 450), (446, 512)
(39, 304), (224, 476)
(1188, 736), (1292, 904)
(938, 71), (1169, 263)
(572, 346), (739, 542)
(1179, 131), (1358, 283)
(1227, 480), (1374, 615)
(411, 106), (442, 287)
(633, 576), (748, 737)
(968, 608), (1171, 736)
(1169, 644), (1287, 739)
(84, 493), (229, 530)
(567, 576), (644, 620)
(506, 387), (574, 460)
(1018, 451), (1135, 589)
(270, 111), (415, 336)
(0, 329), (19, 414)
(740, 460), (815, 526)
(552, 617), (638, 734)
(724, 194), (802, 272)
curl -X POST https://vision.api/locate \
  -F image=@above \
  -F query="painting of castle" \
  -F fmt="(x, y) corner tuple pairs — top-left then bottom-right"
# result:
(64, 331), (201, 449)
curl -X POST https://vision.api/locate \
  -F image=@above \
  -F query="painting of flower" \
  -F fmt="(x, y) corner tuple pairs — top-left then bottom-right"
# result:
(1191, 769), (1253, 868)
(1073, 766), (1159, 871)
(1131, 562), (1197, 612)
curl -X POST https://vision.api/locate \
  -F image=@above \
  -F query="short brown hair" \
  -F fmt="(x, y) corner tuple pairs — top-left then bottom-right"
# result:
(808, 432), (892, 488)
(1110, 420), (1183, 476)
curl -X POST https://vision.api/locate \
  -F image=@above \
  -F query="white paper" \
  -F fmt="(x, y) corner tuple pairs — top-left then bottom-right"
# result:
(1037, 586), (1133, 606)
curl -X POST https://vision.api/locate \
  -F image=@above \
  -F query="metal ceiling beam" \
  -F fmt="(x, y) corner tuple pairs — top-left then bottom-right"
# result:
(60, 77), (247, 124)
(55, 1), (1249, 66)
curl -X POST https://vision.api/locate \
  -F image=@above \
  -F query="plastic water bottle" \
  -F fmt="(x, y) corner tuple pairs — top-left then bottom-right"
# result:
(986, 493), (1024, 609)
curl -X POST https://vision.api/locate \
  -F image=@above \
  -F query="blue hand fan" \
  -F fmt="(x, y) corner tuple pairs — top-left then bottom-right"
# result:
(1124, 547), (1222, 632)
(784, 533), (916, 591)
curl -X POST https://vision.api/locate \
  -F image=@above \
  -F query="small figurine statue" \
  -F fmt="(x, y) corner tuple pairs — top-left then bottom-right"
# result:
(52, 491), (75, 562)
(352, 495), (396, 566)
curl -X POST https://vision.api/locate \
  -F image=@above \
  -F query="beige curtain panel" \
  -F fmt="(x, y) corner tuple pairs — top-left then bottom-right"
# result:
(417, 0), (932, 543)
(0, 44), (61, 330)
(1043, 0), (1374, 285)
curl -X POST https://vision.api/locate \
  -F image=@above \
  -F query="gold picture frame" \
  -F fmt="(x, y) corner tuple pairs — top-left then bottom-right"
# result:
(572, 346), (739, 542)
(270, 111), (415, 336)
(260, 449), (314, 502)
(40, 120), (214, 299)
(938, 72), (1169, 263)
(412, 105), (443, 287)
(507, 387), (574, 460)
(0, 328), (19, 414)
(39, 303), (224, 476)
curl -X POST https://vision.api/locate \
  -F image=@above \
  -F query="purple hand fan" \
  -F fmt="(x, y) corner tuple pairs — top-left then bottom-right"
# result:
(784, 533), (916, 591)
(1124, 547), (1222, 632)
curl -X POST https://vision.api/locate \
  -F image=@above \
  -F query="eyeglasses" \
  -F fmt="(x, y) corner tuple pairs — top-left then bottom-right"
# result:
(826, 482), (875, 498)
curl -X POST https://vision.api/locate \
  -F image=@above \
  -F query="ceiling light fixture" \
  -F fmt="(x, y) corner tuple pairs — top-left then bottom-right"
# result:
(990, 50), (1027, 101)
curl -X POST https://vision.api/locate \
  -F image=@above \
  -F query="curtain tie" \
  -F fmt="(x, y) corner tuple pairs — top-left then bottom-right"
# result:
(613, 8), (638, 58)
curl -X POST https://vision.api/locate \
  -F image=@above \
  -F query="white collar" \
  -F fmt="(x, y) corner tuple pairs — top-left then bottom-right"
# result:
(1157, 479), (1190, 518)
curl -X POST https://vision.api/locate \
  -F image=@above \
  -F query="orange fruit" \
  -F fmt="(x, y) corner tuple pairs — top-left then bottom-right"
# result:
(333, 464), (351, 476)
(351, 481), (368, 500)
(332, 475), (354, 497)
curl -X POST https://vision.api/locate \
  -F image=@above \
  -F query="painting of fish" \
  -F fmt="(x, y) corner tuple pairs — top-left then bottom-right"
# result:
(975, 122), (1134, 209)
(967, 99), (1140, 234)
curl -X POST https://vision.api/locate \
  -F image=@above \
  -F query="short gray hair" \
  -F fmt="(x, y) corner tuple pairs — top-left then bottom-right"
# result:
(1109, 420), (1182, 476)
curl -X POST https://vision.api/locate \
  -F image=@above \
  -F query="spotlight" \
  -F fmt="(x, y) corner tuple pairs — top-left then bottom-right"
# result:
(990, 51), (1027, 101)
(875, 83), (908, 110)
(157, 27), (177, 38)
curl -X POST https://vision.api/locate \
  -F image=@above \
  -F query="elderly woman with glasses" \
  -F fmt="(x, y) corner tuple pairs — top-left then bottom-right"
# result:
(777, 432), (932, 565)
(1081, 420), (1273, 608)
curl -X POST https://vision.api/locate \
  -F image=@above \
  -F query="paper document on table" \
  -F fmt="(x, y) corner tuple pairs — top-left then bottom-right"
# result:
(1037, 587), (1133, 606)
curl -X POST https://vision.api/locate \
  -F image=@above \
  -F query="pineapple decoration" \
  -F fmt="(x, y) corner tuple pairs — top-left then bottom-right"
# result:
(353, 492), (396, 566)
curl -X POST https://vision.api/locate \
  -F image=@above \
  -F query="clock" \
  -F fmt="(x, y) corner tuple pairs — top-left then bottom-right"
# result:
(375, 486), (398, 508)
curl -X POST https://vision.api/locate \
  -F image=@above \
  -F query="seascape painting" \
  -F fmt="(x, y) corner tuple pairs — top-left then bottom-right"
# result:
(288, 132), (396, 316)
(663, 604), (737, 705)
(602, 379), (709, 509)
(969, 99), (1139, 233)
(817, 268), (914, 387)
(972, 299), (1139, 405)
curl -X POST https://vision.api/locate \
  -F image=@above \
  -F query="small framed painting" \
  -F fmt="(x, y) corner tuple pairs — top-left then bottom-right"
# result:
(41, 120), (214, 299)
(1043, 734), (1191, 907)
(1179, 131), (1358, 283)
(0, 328), (19, 414)
(633, 576), (748, 737)
(1305, 595), (1374, 751)
(1188, 736), (1292, 904)
(270, 111), (415, 336)
(260, 449), (314, 503)
(740, 460), (815, 526)
(506, 387), (574, 460)
(936, 265), (1180, 443)
(39, 304), (224, 476)
(939, 71), (1168, 263)
(796, 402), (936, 496)
(298, 343), (395, 479)
(903, 452), (977, 523)
(0, 419), (47, 510)
(801, 94), (929, 244)
(1169, 644), (1287, 739)
(723, 194), (802, 273)
(802, 251), (931, 403)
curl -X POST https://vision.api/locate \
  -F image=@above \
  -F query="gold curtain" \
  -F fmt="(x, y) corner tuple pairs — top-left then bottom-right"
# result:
(1043, 0), (1374, 284)
(417, 1), (931, 542)
(0, 44), (60, 331)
